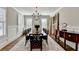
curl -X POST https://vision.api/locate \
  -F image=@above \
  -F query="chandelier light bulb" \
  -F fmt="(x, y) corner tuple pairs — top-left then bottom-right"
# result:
(33, 7), (40, 20)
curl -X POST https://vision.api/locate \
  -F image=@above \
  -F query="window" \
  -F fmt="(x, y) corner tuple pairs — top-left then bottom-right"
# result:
(0, 8), (6, 37)
(26, 18), (32, 29)
(41, 18), (47, 29)
(0, 23), (3, 36)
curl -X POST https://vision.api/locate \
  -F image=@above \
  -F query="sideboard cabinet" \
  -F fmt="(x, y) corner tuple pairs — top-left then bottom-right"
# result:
(59, 31), (79, 51)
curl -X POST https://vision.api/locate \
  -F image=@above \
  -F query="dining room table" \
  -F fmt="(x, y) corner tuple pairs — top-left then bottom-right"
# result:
(25, 30), (48, 48)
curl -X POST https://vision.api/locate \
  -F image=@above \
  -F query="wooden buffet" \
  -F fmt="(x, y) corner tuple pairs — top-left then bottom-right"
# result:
(59, 30), (79, 51)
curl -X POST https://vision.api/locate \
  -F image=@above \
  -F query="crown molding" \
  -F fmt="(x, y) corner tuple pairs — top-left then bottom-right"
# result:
(12, 7), (24, 15)
(50, 7), (63, 17)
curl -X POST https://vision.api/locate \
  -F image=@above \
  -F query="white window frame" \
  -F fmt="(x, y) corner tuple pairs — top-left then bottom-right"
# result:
(41, 18), (47, 29)
(0, 8), (6, 38)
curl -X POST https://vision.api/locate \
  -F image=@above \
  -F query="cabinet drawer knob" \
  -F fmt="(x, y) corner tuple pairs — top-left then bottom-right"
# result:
(68, 35), (71, 37)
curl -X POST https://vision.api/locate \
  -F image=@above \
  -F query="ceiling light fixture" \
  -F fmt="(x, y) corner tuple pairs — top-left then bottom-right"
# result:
(32, 7), (40, 20)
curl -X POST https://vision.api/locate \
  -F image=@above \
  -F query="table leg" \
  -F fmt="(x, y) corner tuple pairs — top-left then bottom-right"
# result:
(64, 39), (66, 49)
(75, 43), (78, 51)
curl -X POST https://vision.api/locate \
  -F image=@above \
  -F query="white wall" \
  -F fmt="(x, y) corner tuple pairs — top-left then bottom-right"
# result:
(0, 7), (24, 49)
(18, 13), (24, 33)
(7, 7), (24, 40)
(6, 8), (18, 40)
(7, 8), (18, 26)
(59, 7), (79, 32)
(59, 7), (79, 50)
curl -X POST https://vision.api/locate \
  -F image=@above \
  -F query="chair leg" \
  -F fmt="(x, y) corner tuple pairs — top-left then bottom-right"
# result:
(30, 44), (32, 51)
(40, 42), (42, 51)
(25, 40), (27, 46)
(46, 40), (48, 45)
(25, 40), (28, 46)
(30, 48), (32, 51)
(40, 47), (42, 51)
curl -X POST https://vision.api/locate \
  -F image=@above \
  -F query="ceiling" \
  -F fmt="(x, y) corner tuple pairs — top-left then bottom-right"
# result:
(15, 7), (59, 16)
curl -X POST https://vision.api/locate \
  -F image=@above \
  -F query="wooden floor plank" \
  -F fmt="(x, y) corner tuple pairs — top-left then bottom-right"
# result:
(0, 35), (24, 51)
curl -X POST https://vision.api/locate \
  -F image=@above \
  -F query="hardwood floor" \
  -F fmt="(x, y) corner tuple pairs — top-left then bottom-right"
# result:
(0, 35), (23, 51)
(0, 35), (64, 51)
(0, 35), (49, 51)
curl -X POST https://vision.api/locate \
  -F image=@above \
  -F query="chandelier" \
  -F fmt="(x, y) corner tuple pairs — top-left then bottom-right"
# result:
(32, 7), (40, 20)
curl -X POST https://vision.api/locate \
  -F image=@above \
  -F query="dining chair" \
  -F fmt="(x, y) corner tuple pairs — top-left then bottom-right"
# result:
(29, 34), (43, 51)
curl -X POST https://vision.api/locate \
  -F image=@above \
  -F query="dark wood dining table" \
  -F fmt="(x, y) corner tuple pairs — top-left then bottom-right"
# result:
(25, 31), (48, 50)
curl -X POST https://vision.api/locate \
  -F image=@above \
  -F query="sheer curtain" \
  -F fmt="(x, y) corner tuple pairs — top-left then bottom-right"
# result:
(41, 18), (47, 29)
(0, 8), (6, 44)
(0, 8), (6, 37)
(26, 18), (32, 29)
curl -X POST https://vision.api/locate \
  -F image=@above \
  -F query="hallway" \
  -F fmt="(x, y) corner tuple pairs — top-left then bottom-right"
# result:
(0, 7), (79, 51)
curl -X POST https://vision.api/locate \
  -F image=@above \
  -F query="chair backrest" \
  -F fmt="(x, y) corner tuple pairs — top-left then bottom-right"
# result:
(43, 28), (48, 35)
(29, 34), (43, 50)
(23, 28), (31, 35)
(26, 36), (30, 40)
(42, 35), (47, 39)
(29, 34), (43, 42)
